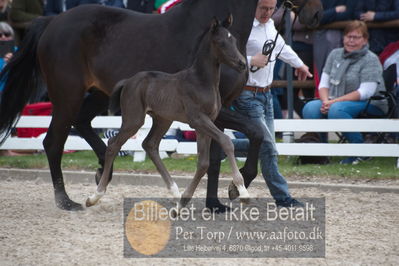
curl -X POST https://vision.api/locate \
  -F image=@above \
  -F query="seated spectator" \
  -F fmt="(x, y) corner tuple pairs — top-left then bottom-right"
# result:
(378, 41), (399, 143)
(302, 20), (388, 165)
(155, 0), (168, 10)
(291, 16), (315, 117)
(69, 0), (125, 9)
(44, 0), (66, 16)
(0, 22), (15, 93)
(354, 0), (399, 55)
(157, 0), (180, 14)
(313, 0), (357, 89)
(0, 22), (21, 156)
(105, 0), (124, 7)
(379, 41), (399, 85)
(0, 0), (10, 22)
(45, 0), (125, 16)
(98, 0), (125, 8)
(9, 0), (44, 45)
(126, 0), (154, 13)
(272, 8), (316, 118)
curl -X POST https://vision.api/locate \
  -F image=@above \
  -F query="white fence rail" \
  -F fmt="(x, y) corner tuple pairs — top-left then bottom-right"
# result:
(1, 116), (398, 161)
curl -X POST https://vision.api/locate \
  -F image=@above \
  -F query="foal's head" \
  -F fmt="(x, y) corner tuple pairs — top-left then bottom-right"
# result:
(209, 15), (247, 73)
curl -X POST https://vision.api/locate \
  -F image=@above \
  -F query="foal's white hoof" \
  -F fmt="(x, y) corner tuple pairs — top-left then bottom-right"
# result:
(237, 185), (250, 204)
(85, 191), (105, 207)
(170, 183), (181, 199)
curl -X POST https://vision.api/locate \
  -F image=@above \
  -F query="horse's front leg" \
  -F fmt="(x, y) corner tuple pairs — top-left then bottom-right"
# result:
(86, 116), (145, 207)
(141, 117), (181, 202)
(215, 107), (263, 185)
(206, 139), (230, 212)
(192, 114), (250, 203)
(214, 107), (264, 200)
(180, 132), (212, 208)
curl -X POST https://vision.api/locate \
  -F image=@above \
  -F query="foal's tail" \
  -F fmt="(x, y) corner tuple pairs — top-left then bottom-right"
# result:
(0, 16), (53, 143)
(109, 79), (127, 115)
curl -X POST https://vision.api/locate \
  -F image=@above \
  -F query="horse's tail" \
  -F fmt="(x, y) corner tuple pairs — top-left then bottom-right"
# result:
(109, 79), (127, 115)
(0, 16), (53, 143)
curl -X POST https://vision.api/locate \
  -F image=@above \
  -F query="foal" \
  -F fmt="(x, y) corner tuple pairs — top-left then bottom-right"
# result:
(86, 16), (249, 208)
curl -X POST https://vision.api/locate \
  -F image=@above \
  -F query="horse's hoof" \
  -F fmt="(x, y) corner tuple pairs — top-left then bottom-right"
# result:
(170, 183), (181, 199)
(179, 197), (191, 208)
(240, 197), (250, 204)
(206, 198), (231, 213)
(85, 197), (96, 208)
(228, 181), (239, 201)
(171, 208), (179, 218)
(237, 185), (250, 204)
(85, 191), (105, 207)
(95, 168), (103, 185)
(55, 193), (84, 211)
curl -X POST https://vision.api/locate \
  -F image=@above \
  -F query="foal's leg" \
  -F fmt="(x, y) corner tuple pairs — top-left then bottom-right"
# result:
(86, 115), (145, 207)
(191, 113), (250, 202)
(141, 116), (180, 201)
(180, 132), (211, 208)
(210, 107), (264, 200)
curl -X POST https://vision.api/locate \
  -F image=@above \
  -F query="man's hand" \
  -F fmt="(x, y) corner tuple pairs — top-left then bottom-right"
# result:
(360, 11), (375, 21)
(4, 53), (13, 63)
(294, 65), (313, 81)
(251, 53), (269, 68)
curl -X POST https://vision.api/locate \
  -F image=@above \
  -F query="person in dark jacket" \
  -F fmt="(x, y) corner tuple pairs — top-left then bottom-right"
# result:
(127, 0), (155, 13)
(354, 0), (399, 54)
(0, 0), (10, 22)
(9, 0), (44, 45)
(45, 0), (124, 16)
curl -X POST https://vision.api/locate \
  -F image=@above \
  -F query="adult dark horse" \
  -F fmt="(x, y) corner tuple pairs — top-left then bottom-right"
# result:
(0, 0), (322, 211)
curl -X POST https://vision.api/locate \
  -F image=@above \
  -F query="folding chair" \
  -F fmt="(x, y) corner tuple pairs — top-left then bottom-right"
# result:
(336, 64), (397, 144)
(359, 64), (397, 143)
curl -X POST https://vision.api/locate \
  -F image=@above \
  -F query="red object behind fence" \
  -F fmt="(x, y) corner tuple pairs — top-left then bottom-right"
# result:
(17, 102), (53, 138)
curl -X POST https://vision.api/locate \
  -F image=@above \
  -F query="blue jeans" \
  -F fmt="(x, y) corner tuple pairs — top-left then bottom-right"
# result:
(233, 90), (291, 201)
(302, 100), (385, 143)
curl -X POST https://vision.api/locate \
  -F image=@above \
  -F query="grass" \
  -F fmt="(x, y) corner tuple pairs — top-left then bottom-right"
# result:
(0, 150), (398, 179)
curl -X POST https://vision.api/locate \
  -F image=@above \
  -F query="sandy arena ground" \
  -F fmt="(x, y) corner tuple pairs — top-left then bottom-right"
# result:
(0, 172), (398, 265)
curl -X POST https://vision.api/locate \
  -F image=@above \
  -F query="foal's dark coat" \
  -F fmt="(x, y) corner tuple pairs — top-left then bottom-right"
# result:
(86, 19), (249, 208)
(0, 0), (322, 210)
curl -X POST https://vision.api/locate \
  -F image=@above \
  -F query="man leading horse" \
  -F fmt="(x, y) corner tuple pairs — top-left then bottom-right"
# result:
(221, 0), (313, 209)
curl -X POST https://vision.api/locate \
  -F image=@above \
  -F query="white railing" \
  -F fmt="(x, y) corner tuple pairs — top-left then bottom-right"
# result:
(1, 116), (398, 162)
